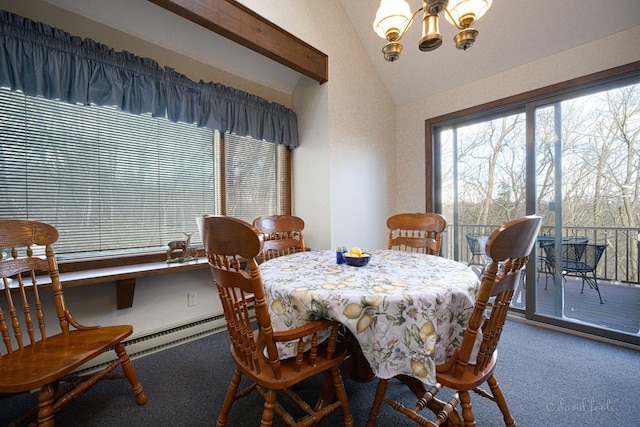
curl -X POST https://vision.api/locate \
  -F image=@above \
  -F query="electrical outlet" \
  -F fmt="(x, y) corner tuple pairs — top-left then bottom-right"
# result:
(187, 291), (198, 307)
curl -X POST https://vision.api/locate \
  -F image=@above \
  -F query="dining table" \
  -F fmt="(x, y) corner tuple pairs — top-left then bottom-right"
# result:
(259, 248), (480, 387)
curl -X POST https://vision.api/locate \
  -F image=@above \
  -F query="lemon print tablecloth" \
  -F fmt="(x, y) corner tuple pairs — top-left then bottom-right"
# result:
(260, 249), (479, 385)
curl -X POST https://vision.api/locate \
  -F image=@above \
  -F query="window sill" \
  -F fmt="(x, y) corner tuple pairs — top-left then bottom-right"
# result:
(51, 252), (208, 309)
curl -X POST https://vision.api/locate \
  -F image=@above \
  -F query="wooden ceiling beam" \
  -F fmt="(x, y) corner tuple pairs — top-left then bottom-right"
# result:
(148, 0), (328, 84)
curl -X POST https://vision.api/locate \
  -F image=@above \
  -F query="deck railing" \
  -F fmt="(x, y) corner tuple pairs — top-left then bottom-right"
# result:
(449, 224), (640, 285)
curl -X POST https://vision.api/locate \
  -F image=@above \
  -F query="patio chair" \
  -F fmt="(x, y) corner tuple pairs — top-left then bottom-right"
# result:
(387, 212), (446, 255)
(202, 215), (354, 427)
(539, 238), (593, 288)
(465, 233), (493, 277)
(252, 214), (306, 262)
(562, 243), (606, 304)
(0, 220), (147, 426)
(366, 215), (542, 427)
(465, 233), (487, 266)
(538, 238), (587, 287)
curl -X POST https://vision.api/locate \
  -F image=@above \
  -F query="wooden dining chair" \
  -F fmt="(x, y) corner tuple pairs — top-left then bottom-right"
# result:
(0, 219), (147, 426)
(252, 215), (306, 262)
(202, 215), (353, 427)
(387, 213), (447, 256)
(367, 215), (542, 427)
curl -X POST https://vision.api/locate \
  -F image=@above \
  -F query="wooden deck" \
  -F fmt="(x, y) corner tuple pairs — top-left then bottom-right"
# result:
(509, 274), (640, 334)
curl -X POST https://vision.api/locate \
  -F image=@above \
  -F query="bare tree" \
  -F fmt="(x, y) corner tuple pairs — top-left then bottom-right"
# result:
(457, 114), (524, 226)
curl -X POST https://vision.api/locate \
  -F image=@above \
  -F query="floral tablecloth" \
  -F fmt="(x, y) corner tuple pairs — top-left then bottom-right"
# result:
(260, 249), (479, 385)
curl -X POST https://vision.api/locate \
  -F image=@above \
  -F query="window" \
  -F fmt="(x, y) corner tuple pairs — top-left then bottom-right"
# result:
(0, 88), (290, 257)
(217, 133), (289, 221)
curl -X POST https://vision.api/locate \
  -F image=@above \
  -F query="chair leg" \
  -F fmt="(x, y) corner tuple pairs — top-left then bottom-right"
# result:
(458, 391), (475, 427)
(543, 266), (555, 290)
(260, 388), (277, 427)
(115, 343), (147, 405)
(580, 273), (604, 304)
(486, 375), (516, 427)
(37, 384), (55, 427)
(593, 277), (604, 304)
(543, 263), (552, 290)
(330, 365), (354, 426)
(434, 392), (461, 426)
(216, 369), (243, 427)
(366, 378), (389, 427)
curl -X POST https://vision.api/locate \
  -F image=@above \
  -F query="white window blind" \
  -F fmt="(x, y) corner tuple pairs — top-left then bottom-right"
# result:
(224, 133), (288, 223)
(0, 88), (216, 255)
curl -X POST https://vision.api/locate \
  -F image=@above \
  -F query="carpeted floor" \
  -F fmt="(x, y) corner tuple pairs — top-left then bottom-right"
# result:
(1, 320), (638, 426)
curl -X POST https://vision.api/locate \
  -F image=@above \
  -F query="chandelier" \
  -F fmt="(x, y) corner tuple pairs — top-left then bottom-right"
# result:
(373, 0), (492, 61)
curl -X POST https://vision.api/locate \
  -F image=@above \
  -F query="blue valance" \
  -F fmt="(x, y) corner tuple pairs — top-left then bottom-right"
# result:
(0, 11), (298, 148)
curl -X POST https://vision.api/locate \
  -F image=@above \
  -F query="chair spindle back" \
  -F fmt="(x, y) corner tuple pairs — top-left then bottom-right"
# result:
(253, 215), (305, 262)
(0, 220), (66, 354)
(387, 212), (447, 255)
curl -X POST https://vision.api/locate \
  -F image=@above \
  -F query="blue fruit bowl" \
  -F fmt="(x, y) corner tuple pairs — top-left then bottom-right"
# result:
(344, 254), (371, 267)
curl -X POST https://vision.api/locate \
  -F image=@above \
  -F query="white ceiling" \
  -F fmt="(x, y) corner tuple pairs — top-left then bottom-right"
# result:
(41, 0), (640, 107)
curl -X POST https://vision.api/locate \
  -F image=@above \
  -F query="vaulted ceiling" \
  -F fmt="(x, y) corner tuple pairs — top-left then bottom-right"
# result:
(41, 0), (640, 106)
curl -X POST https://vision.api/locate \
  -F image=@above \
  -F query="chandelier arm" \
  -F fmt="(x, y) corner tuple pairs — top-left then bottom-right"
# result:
(394, 7), (425, 42)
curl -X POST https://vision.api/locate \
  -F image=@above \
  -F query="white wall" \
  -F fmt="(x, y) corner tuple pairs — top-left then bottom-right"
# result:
(393, 25), (640, 213)
(241, 0), (397, 252)
(61, 269), (220, 339)
(291, 76), (332, 251)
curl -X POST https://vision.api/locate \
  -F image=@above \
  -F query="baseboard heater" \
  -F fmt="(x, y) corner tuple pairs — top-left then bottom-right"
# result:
(72, 313), (228, 376)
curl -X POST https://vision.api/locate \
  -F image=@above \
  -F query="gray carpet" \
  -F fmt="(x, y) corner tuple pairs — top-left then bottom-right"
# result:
(1, 320), (638, 426)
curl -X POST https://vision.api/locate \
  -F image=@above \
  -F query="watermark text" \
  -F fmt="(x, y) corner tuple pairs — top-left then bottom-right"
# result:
(546, 398), (617, 413)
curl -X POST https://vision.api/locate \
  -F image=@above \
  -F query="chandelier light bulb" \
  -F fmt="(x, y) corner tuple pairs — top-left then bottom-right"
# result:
(374, 0), (412, 41)
(445, 0), (492, 29)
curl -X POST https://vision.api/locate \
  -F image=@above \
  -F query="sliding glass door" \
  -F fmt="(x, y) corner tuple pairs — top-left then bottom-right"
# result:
(532, 87), (640, 334)
(431, 71), (640, 345)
